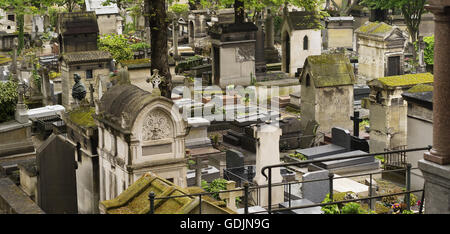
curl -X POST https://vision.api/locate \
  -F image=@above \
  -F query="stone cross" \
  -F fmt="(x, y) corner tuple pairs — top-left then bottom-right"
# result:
(193, 156), (207, 187)
(147, 69), (165, 96)
(350, 111), (362, 137)
(17, 82), (28, 105)
(219, 181), (243, 212)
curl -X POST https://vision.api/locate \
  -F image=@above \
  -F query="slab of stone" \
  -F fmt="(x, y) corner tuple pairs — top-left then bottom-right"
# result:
(328, 160), (380, 175)
(296, 144), (347, 160)
(314, 150), (374, 169)
(27, 105), (65, 119)
(278, 199), (323, 214)
(237, 206), (268, 214)
(0, 178), (45, 214)
(332, 174), (369, 197)
(301, 169), (330, 203)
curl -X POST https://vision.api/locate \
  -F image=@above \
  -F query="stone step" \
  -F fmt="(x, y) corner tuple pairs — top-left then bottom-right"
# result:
(314, 150), (374, 169)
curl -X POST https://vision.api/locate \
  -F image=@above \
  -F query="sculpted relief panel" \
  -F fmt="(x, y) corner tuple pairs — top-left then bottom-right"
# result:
(142, 110), (173, 141)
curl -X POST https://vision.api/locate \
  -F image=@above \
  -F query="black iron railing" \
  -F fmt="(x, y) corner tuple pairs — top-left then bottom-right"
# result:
(261, 146), (431, 214)
(148, 146), (431, 214)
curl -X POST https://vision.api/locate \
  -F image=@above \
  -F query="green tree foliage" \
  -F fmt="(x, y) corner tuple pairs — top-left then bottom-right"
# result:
(98, 34), (134, 62)
(201, 178), (229, 200)
(0, 81), (18, 123)
(423, 35), (434, 65)
(361, 0), (426, 43)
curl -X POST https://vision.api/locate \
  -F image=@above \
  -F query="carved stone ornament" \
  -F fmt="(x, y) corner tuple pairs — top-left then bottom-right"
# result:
(142, 110), (172, 141)
(235, 44), (255, 62)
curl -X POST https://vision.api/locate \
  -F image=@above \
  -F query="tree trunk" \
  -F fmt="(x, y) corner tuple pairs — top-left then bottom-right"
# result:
(149, 0), (172, 98)
(17, 13), (24, 55)
(234, 0), (245, 24)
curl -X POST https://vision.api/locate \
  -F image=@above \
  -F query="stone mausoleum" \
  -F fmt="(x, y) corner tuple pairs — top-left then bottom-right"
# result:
(299, 54), (356, 134)
(94, 84), (188, 201)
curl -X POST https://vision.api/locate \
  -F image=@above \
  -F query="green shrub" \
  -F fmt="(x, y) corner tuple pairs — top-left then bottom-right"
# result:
(0, 81), (18, 123)
(341, 202), (364, 214)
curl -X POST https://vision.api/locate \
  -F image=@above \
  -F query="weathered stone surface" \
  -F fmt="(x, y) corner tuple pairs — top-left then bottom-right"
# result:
(0, 177), (44, 214)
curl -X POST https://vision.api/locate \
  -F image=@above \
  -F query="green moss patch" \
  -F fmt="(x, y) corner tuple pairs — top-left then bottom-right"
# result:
(406, 84), (433, 93)
(378, 73), (433, 87)
(68, 107), (96, 128)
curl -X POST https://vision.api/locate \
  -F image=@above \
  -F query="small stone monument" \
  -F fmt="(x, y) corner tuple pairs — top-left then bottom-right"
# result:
(219, 180), (243, 212)
(147, 69), (165, 96)
(71, 73), (87, 104)
(15, 82), (29, 124)
(253, 122), (284, 209)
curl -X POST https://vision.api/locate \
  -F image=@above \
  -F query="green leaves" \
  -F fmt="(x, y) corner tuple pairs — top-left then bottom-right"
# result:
(98, 34), (134, 62)
(0, 81), (18, 123)
(423, 35), (434, 65)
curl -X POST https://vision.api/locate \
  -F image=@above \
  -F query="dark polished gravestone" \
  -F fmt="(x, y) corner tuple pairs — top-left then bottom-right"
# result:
(301, 169), (330, 204)
(36, 134), (78, 214)
(295, 127), (352, 160)
(224, 149), (246, 185)
(313, 150), (379, 173)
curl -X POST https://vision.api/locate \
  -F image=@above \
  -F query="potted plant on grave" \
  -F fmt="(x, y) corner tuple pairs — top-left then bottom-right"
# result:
(211, 134), (220, 148)
(286, 152), (308, 167)
(186, 150), (196, 170)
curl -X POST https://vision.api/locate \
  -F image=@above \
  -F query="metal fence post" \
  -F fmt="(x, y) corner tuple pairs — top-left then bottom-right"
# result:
(369, 173), (373, 211)
(244, 182), (249, 214)
(199, 194), (202, 214)
(405, 163), (411, 211)
(149, 191), (155, 214)
(268, 168), (272, 214)
(328, 173), (334, 201)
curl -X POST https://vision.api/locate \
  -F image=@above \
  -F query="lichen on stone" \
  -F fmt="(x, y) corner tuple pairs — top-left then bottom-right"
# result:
(68, 107), (96, 128)
(406, 84), (433, 93)
(378, 73), (433, 87)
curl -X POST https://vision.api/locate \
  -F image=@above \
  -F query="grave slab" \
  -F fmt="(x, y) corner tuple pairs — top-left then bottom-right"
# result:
(296, 144), (347, 160)
(314, 150), (374, 169)
(278, 199), (323, 214)
(332, 174), (369, 197)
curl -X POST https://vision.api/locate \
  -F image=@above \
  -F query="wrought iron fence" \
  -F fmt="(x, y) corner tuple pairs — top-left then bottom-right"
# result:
(148, 146), (431, 214)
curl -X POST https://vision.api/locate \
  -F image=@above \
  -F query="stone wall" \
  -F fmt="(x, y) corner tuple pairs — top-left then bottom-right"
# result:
(0, 178), (44, 214)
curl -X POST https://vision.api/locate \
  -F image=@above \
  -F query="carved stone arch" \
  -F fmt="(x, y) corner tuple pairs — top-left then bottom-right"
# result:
(141, 108), (174, 141)
(131, 97), (187, 142)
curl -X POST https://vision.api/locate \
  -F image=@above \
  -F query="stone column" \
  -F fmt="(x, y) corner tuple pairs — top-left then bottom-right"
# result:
(253, 123), (283, 209)
(422, 0), (450, 165)
(264, 9), (274, 50)
(418, 0), (450, 214)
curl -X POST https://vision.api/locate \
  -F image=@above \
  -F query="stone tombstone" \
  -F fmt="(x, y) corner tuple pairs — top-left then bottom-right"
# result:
(253, 123), (284, 208)
(225, 149), (245, 184)
(331, 127), (352, 150)
(209, 22), (258, 88)
(301, 169), (330, 204)
(36, 134), (78, 214)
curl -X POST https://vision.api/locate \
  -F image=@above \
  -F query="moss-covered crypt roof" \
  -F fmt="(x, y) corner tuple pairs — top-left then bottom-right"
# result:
(301, 54), (356, 88)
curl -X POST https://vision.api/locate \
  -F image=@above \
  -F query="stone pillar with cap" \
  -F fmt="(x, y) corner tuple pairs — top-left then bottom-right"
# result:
(418, 0), (450, 214)
(253, 123), (284, 209)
